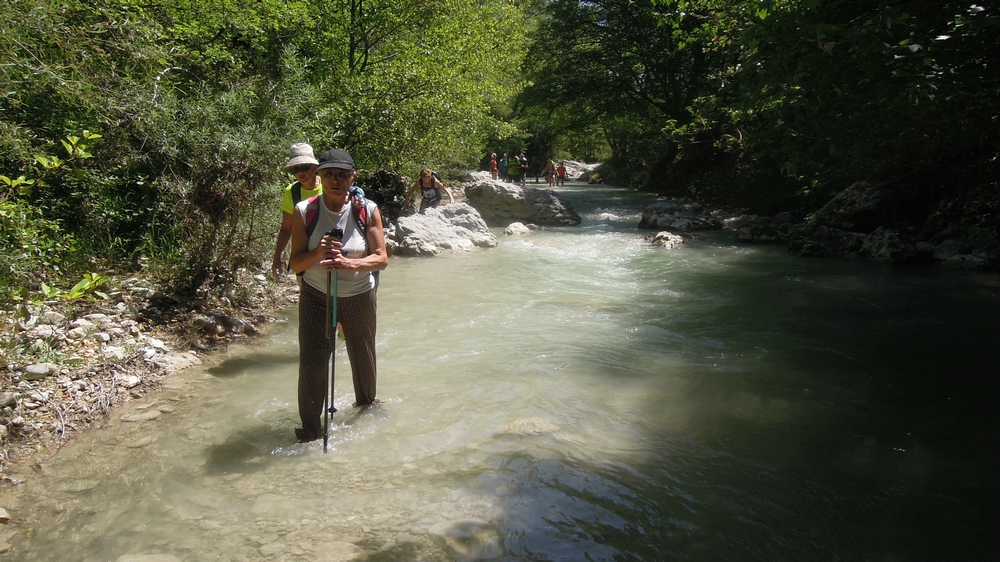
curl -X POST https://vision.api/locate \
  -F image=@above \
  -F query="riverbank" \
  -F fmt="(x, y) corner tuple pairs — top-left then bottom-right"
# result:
(0, 270), (300, 479)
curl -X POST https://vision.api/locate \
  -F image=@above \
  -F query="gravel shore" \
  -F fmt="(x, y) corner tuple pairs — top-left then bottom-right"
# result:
(0, 269), (299, 479)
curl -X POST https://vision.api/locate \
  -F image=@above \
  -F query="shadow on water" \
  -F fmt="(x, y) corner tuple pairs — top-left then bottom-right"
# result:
(203, 404), (378, 475)
(205, 351), (297, 378)
(202, 426), (289, 474)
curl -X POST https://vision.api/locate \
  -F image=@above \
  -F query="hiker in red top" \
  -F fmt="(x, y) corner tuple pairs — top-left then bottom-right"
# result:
(490, 153), (499, 180)
(556, 161), (567, 186)
(289, 148), (388, 443)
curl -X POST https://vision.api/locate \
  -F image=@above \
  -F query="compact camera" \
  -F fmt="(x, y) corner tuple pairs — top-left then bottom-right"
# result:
(325, 228), (344, 240)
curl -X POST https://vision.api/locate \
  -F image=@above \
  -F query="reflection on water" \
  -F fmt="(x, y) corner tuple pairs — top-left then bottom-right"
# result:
(2, 182), (998, 561)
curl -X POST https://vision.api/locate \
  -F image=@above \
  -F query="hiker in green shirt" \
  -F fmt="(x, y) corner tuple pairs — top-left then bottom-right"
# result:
(507, 154), (521, 184)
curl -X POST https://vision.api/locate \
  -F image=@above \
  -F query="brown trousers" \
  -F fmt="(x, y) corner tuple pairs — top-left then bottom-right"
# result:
(298, 282), (378, 436)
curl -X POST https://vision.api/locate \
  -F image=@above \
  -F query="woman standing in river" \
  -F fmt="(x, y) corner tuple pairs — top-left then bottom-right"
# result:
(289, 148), (389, 442)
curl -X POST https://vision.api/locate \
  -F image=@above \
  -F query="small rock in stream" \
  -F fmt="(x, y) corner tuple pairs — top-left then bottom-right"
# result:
(121, 410), (162, 422)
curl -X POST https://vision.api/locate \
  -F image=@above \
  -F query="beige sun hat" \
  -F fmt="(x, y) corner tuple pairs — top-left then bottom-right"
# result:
(283, 143), (319, 171)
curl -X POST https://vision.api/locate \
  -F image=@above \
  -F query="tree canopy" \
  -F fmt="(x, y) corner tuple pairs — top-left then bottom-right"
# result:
(1, 0), (529, 297)
(2, 0), (998, 301)
(518, 0), (999, 211)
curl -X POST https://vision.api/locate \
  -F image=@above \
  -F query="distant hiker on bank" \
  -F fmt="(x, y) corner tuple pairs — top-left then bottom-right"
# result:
(405, 168), (455, 213)
(499, 154), (508, 182)
(518, 152), (529, 185)
(271, 143), (321, 281)
(489, 153), (499, 180)
(507, 153), (521, 185)
(556, 161), (567, 186)
(289, 148), (388, 443)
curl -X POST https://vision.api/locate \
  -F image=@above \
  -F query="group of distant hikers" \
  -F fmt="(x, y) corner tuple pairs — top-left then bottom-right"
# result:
(489, 153), (566, 187)
(270, 143), (566, 446)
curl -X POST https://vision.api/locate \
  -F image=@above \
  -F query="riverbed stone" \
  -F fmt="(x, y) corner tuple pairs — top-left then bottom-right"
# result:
(125, 435), (157, 448)
(104, 346), (128, 361)
(65, 327), (88, 340)
(427, 519), (500, 561)
(121, 375), (142, 389)
(503, 222), (532, 236)
(40, 311), (65, 325)
(860, 227), (916, 263)
(121, 410), (161, 422)
(22, 362), (58, 381)
(258, 543), (284, 557)
(149, 352), (203, 373)
(500, 418), (560, 435)
(115, 555), (181, 562)
(943, 254), (987, 268)
(648, 231), (684, 249)
(83, 313), (111, 323)
(810, 181), (887, 232)
(60, 479), (100, 493)
(639, 200), (722, 232)
(0, 393), (17, 408)
(0, 507), (9, 524)
(68, 318), (95, 330)
(309, 542), (367, 562)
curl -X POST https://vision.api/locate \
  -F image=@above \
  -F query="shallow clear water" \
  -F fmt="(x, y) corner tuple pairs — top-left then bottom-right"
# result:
(2, 181), (999, 561)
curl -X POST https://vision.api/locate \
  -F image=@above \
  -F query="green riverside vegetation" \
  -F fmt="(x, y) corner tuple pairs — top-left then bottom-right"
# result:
(519, 0), (999, 215)
(1, 0), (531, 303)
(2, 0), (997, 306)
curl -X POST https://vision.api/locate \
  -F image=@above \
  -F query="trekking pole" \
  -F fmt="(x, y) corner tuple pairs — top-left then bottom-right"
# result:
(322, 229), (342, 453)
(323, 270), (332, 452)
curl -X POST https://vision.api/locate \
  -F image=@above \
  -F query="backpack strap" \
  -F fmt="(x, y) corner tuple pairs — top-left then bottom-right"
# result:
(350, 186), (369, 238)
(349, 187), (380, 290)
(291, 181), (302, 205)
(303, 194), (322, 238)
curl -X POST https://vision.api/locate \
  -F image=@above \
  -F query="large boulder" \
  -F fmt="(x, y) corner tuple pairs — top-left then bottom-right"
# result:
(392, 203), (497, 256)
(464, 179), (581, 226)
(809, 181), (888, 232)
(638, 200), (722, 232)
(859, 227), (917, 262)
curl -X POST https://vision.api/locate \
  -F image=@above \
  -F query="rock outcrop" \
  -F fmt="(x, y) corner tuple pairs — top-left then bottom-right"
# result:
(638, 200), (722, 232)
(389, 203), (497, 256)
(464, 179), (581, 227)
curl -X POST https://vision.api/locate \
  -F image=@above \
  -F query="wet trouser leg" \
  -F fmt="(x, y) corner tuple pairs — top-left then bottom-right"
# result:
(338, 289), (378, 406)
(297, 283), (328, 437)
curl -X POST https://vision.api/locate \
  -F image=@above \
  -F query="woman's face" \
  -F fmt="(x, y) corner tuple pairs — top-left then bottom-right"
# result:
(319, 167), (356, 197)
(290, 164), (317, 184)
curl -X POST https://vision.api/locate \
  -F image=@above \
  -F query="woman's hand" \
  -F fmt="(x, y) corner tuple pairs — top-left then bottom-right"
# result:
(317, 234), (345, 270)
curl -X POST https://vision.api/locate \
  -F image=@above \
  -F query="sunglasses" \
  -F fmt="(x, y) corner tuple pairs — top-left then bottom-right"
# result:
(288, 164), (314, 174)
(319, 168), (353, 180)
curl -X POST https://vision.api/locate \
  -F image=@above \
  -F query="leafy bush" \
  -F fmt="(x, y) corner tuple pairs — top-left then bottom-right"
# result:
(0, 199), (76, 296)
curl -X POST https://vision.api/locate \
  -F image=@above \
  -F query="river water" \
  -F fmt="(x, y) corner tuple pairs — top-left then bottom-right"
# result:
(2, 181), (998, 561)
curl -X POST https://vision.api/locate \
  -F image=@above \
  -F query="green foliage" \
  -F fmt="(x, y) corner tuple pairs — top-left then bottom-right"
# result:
(519, 0), (1000, 215)
(2, 0), (528, 302)
(0, 199), (76, 297)
(36, 273), (110, 303)
(0, 130), (107, 300)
